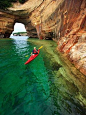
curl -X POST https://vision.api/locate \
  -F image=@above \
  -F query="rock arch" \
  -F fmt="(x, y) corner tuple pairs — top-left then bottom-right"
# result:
(0, 10), (37, 38)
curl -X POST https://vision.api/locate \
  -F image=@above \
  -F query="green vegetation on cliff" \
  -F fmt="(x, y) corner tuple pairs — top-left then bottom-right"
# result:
(13, 32), (27, 34)
(19, 0), (27, 4)
(13, 32), (27, 36)
(0, 0), (27, 9)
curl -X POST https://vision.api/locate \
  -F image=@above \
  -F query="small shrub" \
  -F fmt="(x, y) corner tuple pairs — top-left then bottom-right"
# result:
(0, 0), (27, 9)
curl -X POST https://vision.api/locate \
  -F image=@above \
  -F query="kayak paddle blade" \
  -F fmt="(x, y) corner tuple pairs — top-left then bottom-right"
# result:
(39, 46), (43, 49)
(25, 55), (29, 57)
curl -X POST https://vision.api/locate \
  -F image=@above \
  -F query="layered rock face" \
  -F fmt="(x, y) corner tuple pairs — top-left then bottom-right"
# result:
(56, 0), (86, 75)
(0, 11), (15, 38)
(0, 0), (86, 75)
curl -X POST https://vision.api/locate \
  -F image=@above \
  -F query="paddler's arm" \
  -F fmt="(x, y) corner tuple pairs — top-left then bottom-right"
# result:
(31, 51), (33, 55)
(36, 49), (38, 53)
(31, 52), (32, 55)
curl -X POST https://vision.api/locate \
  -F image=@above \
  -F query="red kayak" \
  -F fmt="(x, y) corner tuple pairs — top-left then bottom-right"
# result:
(24, 50), (40, 65)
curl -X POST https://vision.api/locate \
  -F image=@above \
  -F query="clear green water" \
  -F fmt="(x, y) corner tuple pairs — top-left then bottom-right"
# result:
(0, 37), (86, 115)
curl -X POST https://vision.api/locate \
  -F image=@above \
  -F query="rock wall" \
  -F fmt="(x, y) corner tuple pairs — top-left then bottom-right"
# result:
(57, 0), (86, 75)
(0, 10), (15, 38)
(29, 0), (86, 75)
(0, 0), (86, 75)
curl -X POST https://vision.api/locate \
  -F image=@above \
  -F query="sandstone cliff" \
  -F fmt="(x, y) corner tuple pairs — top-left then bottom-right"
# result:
(0, 0), (86, 75)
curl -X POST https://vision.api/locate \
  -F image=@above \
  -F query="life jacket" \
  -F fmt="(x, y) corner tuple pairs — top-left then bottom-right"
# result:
(33, 49), (38, 54)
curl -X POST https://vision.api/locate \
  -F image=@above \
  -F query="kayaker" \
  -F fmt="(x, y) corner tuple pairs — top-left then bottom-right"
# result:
(31, 47), (38, 55)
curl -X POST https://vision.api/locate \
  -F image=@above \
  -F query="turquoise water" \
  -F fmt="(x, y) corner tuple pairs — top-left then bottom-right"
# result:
(0, 37), (86, 115)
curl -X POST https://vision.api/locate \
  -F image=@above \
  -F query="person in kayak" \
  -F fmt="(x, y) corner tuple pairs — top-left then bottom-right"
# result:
(31, 47), (38, 55)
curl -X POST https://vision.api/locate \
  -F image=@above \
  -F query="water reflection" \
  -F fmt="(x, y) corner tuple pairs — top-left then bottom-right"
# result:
(11, 36), (29, 57)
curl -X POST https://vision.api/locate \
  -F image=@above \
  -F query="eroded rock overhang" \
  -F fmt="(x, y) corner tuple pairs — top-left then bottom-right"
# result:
(0, 0), (86, 75)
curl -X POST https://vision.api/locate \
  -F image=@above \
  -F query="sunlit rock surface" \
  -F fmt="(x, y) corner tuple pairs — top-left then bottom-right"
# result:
(57, 0), (86, 75)
(0, 0), (86, 75)
(0, 11), (15, 38)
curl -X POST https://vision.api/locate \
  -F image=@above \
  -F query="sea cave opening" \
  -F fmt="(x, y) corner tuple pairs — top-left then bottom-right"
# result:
(10, 22), (28, 37)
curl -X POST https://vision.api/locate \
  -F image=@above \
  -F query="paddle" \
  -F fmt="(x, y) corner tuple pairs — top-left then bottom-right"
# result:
(25, 55), (29, 57)
(38, 46), (43, 49)
(25, 46), (43, 57)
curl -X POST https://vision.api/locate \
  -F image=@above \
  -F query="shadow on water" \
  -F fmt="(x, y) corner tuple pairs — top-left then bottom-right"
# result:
(0, 37), (86, 115)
